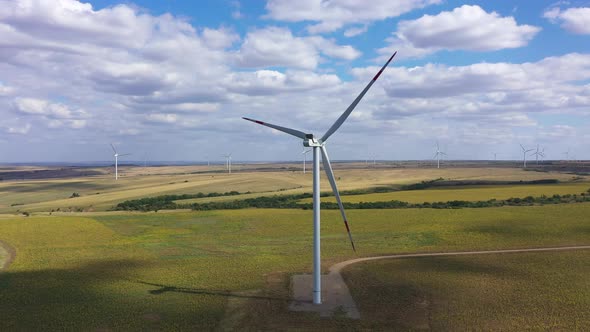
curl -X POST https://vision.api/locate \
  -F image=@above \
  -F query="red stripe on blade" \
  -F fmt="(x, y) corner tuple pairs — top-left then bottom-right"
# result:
(372, 70), (384, 81)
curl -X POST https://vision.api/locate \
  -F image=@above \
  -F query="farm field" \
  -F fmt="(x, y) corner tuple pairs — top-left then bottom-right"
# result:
(341, 251), (590, 330)
(1, 165), (589, 330)
(0, 166), (583, 213)
(1, 202), (589, 330)
(300, 182), (590, 204)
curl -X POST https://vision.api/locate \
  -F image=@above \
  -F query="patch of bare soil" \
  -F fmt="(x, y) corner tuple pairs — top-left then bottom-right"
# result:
(0, 239), (16, 271)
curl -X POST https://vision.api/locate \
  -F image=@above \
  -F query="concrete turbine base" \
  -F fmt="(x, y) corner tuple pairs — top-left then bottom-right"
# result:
(289, 272), (360, 319)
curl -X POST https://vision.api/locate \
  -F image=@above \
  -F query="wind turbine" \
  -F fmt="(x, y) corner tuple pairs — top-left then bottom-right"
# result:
(532, 145), (545, 164)
(222, 153), (232, 174)
(110, 143), (131, 180)
(520, 144), (534, 168)
(302, 149), (311, 174)
(243, 51), (397, 305)
(563, 149), (570, 161)
(433, 141), (447, 169)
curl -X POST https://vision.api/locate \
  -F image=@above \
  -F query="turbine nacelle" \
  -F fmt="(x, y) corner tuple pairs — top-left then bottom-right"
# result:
(304, 136), (323, 147)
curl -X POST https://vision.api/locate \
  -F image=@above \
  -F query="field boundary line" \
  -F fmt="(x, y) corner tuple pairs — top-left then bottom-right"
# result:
(330, 245), (590, 274)
(0, 239), (16, 271)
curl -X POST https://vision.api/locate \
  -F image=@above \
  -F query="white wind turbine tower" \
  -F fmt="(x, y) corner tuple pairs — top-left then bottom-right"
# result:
(110, 143), (131, 180)
(243, 51), (397, 305)
(532, 145), (545, 164)
(433, 141), (447, 169)
(520, 144), (534, 168)
(222, 154), (232, 174)
(302, 149), (311, 174)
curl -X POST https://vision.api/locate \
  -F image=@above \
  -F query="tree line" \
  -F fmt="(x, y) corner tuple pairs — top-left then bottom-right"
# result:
(114, 188), (590, 212)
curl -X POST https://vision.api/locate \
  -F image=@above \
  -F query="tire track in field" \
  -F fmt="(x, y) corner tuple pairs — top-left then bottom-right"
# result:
(0, 239), (16, 271)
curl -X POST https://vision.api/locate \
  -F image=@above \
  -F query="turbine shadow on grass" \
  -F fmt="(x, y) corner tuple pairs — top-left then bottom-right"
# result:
(133, 280), (294, 302)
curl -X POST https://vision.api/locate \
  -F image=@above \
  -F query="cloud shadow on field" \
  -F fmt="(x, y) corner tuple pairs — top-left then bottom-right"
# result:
(464, 224), (533, 236)
(392, 255), (521, 277)
(339, 255), (526, 330)
(0, 259), (223, 330)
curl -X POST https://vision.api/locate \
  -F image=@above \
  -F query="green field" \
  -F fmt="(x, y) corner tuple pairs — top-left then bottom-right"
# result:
(1, 203), (589, 330)
(342, 251), (590, 330)
(300, 182), (590, 204)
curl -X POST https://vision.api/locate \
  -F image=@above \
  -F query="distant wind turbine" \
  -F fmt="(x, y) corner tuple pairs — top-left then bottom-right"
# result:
(243, 51), (397, 305)
(222, 153), (232, 174)
(532, 145), (545, 164)
(563, 149), (570, 161)
(302, 149), (311, 174)
(110, 143), (131, 180)
(520, 144), (534, 168)
(433, 141), (447, 169)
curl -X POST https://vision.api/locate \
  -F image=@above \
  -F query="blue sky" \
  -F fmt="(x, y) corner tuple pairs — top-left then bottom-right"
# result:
(1, 0), (590, 162)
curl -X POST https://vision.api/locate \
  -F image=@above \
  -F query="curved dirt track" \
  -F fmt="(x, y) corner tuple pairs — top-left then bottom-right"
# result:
(291, 245), (590, 319)
(330, 245), (590, 273)
(0, 240), (16, 271)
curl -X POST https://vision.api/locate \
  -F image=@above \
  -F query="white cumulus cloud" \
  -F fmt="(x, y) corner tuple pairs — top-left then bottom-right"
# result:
(264, 0), (441, 34)
(544, 7), (590, 34)
(379, 5), (541, 59)
(236, 26), (360, 69)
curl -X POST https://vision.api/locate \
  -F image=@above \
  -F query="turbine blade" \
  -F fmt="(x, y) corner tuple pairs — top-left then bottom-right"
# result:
(242, 117), (308, 140)
(118, 153), (132, 157)
(110, 143), (117, 154)
(321, 51), (397, 142)
(320, 146), (356, 252)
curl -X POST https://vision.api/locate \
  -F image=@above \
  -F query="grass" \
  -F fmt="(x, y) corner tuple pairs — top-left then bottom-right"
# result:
(299, 182), (590, 204)
(341, 251), (590, 330)
(1, 203), (590, 330)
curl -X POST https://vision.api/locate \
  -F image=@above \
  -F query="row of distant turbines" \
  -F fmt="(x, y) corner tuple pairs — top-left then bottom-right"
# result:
(109, 144), (235, 180)
(431, 143), (575, 169)
(111, 141), (578, 180)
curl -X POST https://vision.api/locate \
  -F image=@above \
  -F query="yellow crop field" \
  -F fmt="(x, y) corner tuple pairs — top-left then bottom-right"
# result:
(300, 182), (590, 204)
(0, 166), (582, 213)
